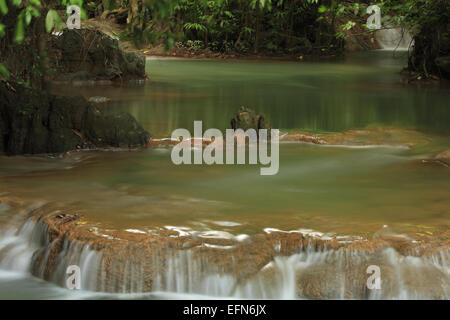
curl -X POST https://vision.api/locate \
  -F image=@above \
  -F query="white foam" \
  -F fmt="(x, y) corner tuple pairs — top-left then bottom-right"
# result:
(125, 229), (147, 234)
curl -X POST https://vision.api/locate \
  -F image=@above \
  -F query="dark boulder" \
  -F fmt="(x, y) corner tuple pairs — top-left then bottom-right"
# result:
(435, 56), (450, 75)
(51, 27), (146, 81)
(0, 81), (150, 155)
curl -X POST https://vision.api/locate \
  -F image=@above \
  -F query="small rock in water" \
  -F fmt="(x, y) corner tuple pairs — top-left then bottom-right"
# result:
(88, 96), (111, 104)
(230, 106), (271, 132)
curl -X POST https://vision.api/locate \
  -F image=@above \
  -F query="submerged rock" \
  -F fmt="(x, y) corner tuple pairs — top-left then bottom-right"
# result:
(0, 81), (150, 155)
(50, 27), (146, 81)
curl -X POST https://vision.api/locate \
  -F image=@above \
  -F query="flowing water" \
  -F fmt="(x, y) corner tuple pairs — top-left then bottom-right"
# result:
(375, 28), (413, 51)
(0, 51), (449, 299)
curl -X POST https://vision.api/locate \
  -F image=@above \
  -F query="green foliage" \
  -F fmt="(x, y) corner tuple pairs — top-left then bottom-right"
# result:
(4, 0), (81, 45)
(318, 5), (326, 13)
(184, 22), (207, 32)
(2, 0), (447, 85)
(0, 63), (9, 80)
(1, 0), (337, 69)
(341, 20), (356, 31)
(14, 11), (25, 43)
(0, 0), (8, 15)
(326, 0), (449, 75)
(182, 39), (204, 51)
(45, 9), (63, 33)
(170, 0), (330, 54)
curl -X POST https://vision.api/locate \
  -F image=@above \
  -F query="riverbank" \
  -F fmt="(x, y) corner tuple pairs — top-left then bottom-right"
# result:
(139, 44), (342, 62)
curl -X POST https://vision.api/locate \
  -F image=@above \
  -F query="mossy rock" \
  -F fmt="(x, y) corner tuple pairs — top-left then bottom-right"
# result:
(0, 81), (150, 155)
(51, 27), (146, 81)
(230, 107), (271, 133)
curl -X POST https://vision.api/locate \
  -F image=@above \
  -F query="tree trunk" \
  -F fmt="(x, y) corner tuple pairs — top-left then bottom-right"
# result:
(34, 16), (49, 90)
(253, 2), (260, 54)
(127, 0), (140, 28)
(286, 1), (294, 47)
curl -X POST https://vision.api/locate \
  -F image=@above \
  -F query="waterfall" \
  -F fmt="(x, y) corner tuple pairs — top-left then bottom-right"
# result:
(0, 218), (101, 291)
(375, 28), (413, 51)
(0, 219), (50, 272)
(0, 217), (449, 299)
(149, 246), (449, 299)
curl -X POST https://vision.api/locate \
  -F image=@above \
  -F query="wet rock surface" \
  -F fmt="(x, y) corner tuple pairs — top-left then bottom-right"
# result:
(0, 81), (150, 155)
(419, 149), (450, 168)
(149, 126), (432, 149)
(281, 127), (429, 147)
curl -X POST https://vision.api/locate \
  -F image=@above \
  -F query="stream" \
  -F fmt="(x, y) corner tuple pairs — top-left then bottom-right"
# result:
(0, 51), (449, 299)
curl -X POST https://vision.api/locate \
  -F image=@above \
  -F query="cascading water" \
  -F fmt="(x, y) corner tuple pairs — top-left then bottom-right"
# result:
(149, 246), (449, 299)
(375, 27), (413, 51)
(0, 217), (449, 299)
(0, 219), (50, 272)
(0, 218), (101, 292)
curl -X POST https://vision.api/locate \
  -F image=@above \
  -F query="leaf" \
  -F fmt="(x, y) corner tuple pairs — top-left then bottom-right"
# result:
(12, 0), (21, 7)
(29, 0), (42, 7)
(80, 8), (87, 21)
(0, 24), (4, 37)
(0, 63), (9, 80)
(25, 9), (32, 25)
(224, 10), (233, 18)
(70, 0), (83, 8)
(13, 17), (24, 43)
(0, 0), (7, 15)
(318, 5), (327, 13)
(30, 6), (40, 18)
(416, 233), (425, 237)
(45, 10), (59, 33)
(183, 22), (207, 32)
